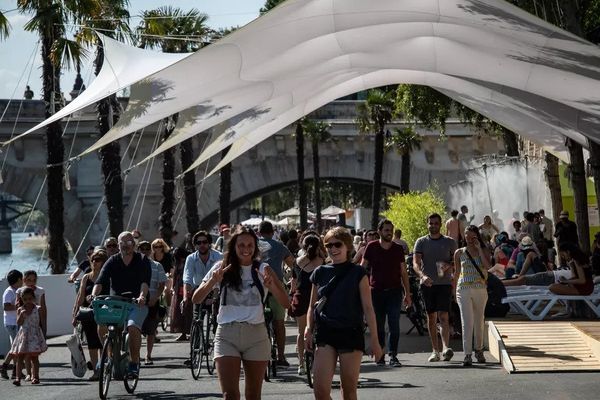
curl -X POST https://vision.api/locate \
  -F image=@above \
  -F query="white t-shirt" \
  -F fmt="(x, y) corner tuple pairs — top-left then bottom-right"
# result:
(16, 285), (45, 306)
(203, 261), (267, 325)
(553, 269), (573, 283)
(3, 286), (17, 326)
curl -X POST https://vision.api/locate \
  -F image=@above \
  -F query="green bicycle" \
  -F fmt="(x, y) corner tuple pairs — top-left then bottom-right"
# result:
(92, 295), (139, 400)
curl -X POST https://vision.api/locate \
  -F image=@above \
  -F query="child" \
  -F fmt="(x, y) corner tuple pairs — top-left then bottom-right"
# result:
(1, 270), (23, 380)
(11, 287), (48, 386)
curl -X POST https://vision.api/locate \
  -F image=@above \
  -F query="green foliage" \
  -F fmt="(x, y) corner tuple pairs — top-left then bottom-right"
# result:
(0, 10), (11, 40)
(385, 126), (422, 155)
(355, 88), (395, 134)
(260, 0), (287, 15)
(302, 119), (332, 144)
(383, 188), (447, 250)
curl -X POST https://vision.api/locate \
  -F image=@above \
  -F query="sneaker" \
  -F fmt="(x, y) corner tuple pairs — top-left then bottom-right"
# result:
(277, 359), (290, 367)
(463, 354), (473, 367)
(428, 351), (440, 362)
(88, 371), (100, 381)
(389, 356), (402, 367)
(376, 355), (386, 366)
(474, 350), (486, 364)
(442, 348), (454, 361)
(298, 364), (306, 375)
(0, 363), (9, 379)
(127, 363), (139, 379)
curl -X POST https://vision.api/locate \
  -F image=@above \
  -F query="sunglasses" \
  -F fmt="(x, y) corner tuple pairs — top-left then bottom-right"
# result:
(153, 245), (164, 249)
(119, 240), (134, 246)
(325, 242), (344, 249)
(106, 243), (117, 248)
(139, 247), (151, 252)
(195, 239), (209, 245)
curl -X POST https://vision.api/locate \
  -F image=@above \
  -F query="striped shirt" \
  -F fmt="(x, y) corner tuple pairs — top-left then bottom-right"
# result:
(457, 250), (487, 289)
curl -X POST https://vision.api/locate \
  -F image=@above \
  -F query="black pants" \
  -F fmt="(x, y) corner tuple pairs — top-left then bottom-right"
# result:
(371, 288), (402, 356)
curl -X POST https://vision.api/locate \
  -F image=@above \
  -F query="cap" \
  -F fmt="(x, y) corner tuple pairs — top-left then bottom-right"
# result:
(520, 236), (534, 249)
(559, 210), (569, 218)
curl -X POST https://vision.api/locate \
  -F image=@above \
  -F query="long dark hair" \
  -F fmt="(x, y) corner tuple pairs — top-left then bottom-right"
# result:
(303, 234), (321, 260)
(558, 242), (589, 265)
(222, 226), (260, 290)
(465, 225), (486, 248)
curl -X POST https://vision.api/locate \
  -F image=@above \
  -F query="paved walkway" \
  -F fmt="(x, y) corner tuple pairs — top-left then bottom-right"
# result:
(2, 317), (599, 399)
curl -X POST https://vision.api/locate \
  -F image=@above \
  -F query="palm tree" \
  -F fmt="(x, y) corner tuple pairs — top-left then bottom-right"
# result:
(356, 88), (395, 229)
(219, 146), (232, 226)
(260, 0), (287, 14)
(294, 121), (308, 230)
(137, 6), (211, 242)
(303, 119), (332, 233)
(77, 2), (131, 239)
(17, 1), (99, 273)
(386, 127), (422, 193)
(0, 10), (11, 40)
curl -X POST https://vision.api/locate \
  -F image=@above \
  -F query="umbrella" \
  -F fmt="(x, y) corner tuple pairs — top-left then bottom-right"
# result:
(321, 205), (346, 216)
(276, 217), (292, 226)
(277, 207), (315, 218)
(240, 217), (277, 226)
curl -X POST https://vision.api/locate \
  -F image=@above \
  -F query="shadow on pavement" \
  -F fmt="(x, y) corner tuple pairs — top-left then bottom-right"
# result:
(134, 391), (222, 399)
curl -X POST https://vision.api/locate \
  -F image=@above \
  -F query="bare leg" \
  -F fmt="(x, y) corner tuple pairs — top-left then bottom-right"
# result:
(338, 350), (362, 400)
(31, 356), (40, 381)
(14, 355), (24, 382)
(127, 326), (142, 364)
(274, 319), (287, 362)
(426, 312), (439, 352)
(549, 283), (580, 295)
(146, 334), (155, 360)
(242, 360), (268, 400)
(296, 315), (307, 365)
(312, 345), (338, 400)
(216, 356), (241, 400)
(438, 312), (451, 350)
(502, 275), (527, 286)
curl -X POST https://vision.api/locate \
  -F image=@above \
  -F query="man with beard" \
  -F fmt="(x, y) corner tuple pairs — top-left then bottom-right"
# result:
(182, 231), (223, 318)
(362, 219), (412, 367)
(93, 231), (151, 378)
(413, 214), (458, 363)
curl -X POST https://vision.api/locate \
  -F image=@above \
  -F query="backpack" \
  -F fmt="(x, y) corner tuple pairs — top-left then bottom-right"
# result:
(220, 260), (265, 306)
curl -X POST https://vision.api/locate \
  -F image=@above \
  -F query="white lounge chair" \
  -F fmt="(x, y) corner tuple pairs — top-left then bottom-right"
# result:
(501, 285), (600, 320)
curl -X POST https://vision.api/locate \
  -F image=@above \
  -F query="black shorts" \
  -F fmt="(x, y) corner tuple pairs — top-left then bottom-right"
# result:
(315, 323), (365, 353)
(142, 303), (160, 335)
(420, 284), (452, 314)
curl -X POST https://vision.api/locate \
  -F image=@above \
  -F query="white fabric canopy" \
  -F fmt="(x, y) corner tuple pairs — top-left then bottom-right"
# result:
(240, 217), (277, 226)
(1, 34), (192, 146)
(321, 205), (346, 216)
(277, 207), (316, 218)
(8, 0), (600, 176)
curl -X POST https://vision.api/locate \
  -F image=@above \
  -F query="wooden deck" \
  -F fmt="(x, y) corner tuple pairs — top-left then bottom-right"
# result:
(488, 321), (600, 373)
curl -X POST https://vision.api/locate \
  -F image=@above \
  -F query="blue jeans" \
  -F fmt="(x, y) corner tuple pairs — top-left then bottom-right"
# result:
(371, 288), (402, 356)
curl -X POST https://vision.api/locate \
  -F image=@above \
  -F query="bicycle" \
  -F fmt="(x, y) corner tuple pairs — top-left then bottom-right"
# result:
(189, 296), (218, 380)
(304, 344), (314, 388)
(92, 295), (139, 400)
(263, 306), (277, 382)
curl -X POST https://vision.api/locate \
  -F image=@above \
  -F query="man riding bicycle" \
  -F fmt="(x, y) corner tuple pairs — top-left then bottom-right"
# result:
(92, 231), (151, 379)
(183, 231), (223, 313)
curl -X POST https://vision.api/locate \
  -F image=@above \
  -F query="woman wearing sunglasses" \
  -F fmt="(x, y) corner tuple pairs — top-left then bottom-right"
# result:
(305, 227), (383, 400)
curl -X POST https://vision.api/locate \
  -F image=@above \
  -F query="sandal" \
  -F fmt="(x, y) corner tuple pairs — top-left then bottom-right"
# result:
(31, 378), (40, 384)
(144, 358), (154, 366)
(13, 379), (21, 386)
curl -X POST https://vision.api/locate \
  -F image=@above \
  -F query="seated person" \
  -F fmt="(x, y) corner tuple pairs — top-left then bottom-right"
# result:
(549, 243), (594, 296)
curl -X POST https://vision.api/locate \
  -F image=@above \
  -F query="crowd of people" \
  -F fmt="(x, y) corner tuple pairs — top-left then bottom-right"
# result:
(1, 206), (599, 398)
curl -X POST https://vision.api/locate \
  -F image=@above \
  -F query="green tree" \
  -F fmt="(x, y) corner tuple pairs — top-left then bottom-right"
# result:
(356, 88), (395, 229)
(385, 127), (422, 194)
(260, 0), (287, 14)
(383, 188), (447, 251)
(17, 0), (100, 273)
(303, 119), (332, 233)
(294, 122), (308, 230)
(0, 10), (11, 40)
(137, 6), (211, 242)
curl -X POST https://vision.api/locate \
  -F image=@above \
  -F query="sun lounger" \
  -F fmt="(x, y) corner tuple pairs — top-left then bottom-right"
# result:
(501, 285), (600, 320)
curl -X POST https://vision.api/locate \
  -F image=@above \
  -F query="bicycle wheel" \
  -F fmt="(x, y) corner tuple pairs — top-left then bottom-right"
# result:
(99, 336), (114, 400)
(304, 350), (314, 388)
(270, 334), (277, 378)
(204, 314), (216, 375)
(190, 321), (203, 380)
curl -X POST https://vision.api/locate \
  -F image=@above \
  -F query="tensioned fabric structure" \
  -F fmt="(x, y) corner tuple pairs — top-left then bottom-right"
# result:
(5, 0), (600, 179)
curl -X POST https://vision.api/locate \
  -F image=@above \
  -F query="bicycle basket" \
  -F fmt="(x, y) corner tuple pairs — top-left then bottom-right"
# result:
(92, 298), (134, 326)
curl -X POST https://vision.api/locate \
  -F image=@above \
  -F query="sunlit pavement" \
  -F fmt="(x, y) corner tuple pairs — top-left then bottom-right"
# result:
(2, 316), (599, 399)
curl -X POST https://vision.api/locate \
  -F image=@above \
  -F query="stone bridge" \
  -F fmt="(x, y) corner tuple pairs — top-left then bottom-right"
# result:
(0, 99), (504, 256)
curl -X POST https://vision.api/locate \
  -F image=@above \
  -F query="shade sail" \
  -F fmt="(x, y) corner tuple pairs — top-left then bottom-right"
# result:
(1, 34), (192, 146)
(8, 0), (600, 177)
(321, 205), (346, 216)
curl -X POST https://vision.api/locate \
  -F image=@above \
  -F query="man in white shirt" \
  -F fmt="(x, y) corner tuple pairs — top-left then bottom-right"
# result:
(1, 270), (23, 379)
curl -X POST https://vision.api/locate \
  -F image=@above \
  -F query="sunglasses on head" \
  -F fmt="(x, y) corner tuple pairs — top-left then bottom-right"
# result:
(119, 240), (134, 246)
(152, 245), (164, 249)
(195, 240), (209, 245)
(325, 242), (344, 249)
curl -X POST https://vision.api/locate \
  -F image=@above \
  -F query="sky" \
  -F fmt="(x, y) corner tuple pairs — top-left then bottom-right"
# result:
(0, 0), (266, 99)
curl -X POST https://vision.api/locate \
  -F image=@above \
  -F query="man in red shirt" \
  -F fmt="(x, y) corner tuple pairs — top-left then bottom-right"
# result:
(361, 219), (412, 367)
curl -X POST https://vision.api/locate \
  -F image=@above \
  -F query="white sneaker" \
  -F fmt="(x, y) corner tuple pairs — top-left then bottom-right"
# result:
(442, 347), (454, 361)
(428, 351), (440, 362)
(298, 364), (306, 375)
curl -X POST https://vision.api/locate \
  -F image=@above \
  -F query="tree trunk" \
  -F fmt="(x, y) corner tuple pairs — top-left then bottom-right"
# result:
(180, 138), (200, 235)
(566, 139), (590, 253)
(544, 152), (563, 224)
(219, 146), (232, 225)
(400, 153), (411, 194)
(588, 139), (600, 228)
(312, 140), (322, 233)
(95, 42), (123, 238)
(558, 0), (584, 36)
(296, 123), (308, 230)
(158, 115), (178, 245)
(43, 28), (68, 274)
(502, 128), (520, 157)
(371, 128), (385, 229)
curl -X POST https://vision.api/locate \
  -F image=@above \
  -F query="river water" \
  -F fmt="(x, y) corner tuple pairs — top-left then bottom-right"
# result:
(0, 232), (75, 278)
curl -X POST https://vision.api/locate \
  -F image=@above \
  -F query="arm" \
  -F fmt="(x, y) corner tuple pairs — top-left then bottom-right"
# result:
(39, 292), (47, 335)
(564, 262), (587, 285)
(453, 249), (462, 292)
(478, 246), (492, 270)
(16, 307), (26, 326)
(304, 284), (319, 351)
(352, 246), (365, 264)
(71, 274), (88, 326)
(400, 261), (412, 306)
(68, 267), (83, 283)
(518, 252), (536, 276)
(263, 265), (291, 308)
(358, 275), (384, 360)
(3, 303), (17, 312)
(412, 253), (432, 286)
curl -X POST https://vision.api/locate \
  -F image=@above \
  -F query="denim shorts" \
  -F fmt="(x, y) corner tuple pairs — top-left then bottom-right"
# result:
(127, 305), (149, 330)
(5, 325), (18, 344)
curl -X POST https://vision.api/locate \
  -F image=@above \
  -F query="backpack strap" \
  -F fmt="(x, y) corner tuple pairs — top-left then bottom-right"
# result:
(464, 248), (487, 282)
(220, 260), (265, 307)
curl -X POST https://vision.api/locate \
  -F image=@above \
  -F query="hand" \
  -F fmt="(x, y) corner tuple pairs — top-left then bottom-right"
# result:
(136, 295), (146, 306)
(304, 328), (314, 352)
(370, 338), (384, 362)
(403, 293), (412, 307)
(211, 263), (232, 284)
(420, 275), (433, 287)
(260, 265), (276, 290)
(71, 317), (77, 327)
(67, 277), (75, 283)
